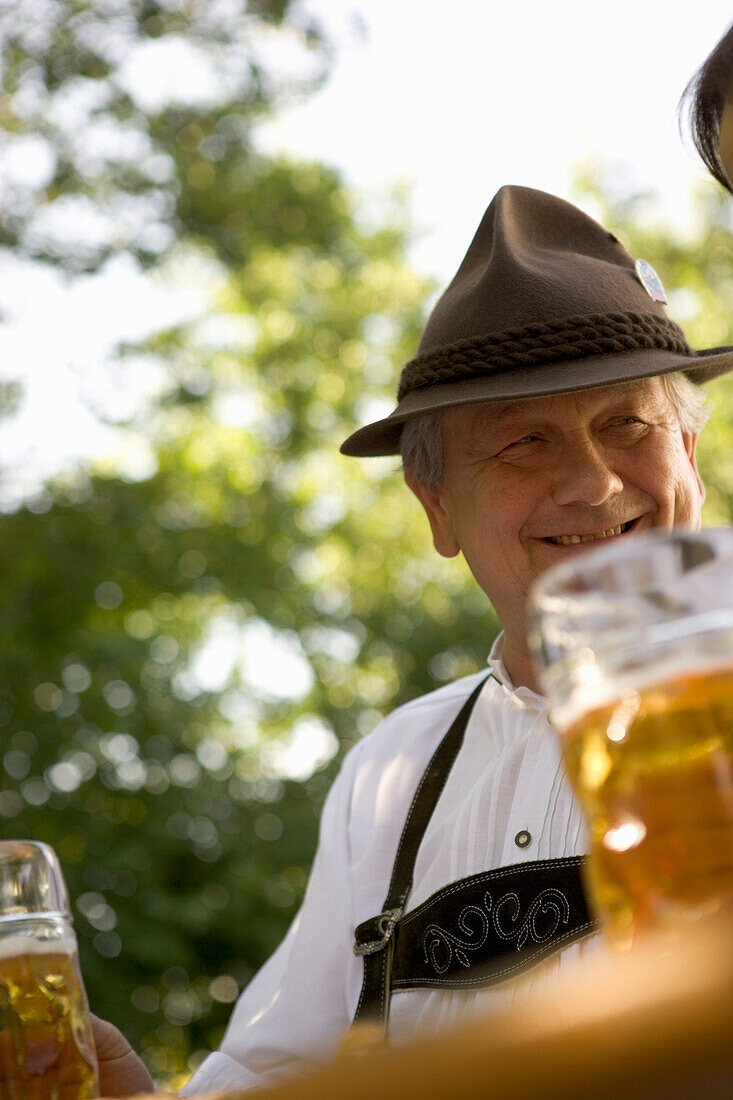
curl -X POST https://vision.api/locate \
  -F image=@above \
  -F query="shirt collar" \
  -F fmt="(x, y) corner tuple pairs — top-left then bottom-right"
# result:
(486, 632), (547, 711)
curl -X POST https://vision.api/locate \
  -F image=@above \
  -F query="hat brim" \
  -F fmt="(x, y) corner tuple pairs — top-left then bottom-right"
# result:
(340, 345), (733, 457)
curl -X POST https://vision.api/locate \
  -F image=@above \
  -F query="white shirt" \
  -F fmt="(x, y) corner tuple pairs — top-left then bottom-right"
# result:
(183, 638), (598, 1094)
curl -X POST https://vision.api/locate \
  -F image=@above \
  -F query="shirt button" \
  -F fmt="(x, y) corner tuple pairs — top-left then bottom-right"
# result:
(514, 830), (532, 849)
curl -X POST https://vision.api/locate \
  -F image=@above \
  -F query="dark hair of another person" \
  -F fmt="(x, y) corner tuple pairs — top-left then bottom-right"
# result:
(680, 22), (733, 194)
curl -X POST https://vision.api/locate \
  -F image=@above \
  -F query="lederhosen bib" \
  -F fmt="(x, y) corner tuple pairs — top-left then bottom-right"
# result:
(353, 676), (600, 1027)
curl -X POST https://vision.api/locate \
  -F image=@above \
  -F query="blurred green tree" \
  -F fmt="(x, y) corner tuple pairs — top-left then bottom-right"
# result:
(0, 5), (731, 1091)
(0, 1), (494, 1088)
(0, 0), (332, 272)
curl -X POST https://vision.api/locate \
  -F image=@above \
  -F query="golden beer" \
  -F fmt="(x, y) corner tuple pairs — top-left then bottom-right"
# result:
(0, 940), (98, 1100)
(563, 664), (733, 944)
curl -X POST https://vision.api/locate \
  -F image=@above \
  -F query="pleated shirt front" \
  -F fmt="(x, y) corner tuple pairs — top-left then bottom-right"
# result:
(183, 639), (599, 1095)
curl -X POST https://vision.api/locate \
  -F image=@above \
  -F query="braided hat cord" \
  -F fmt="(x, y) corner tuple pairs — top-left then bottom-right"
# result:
(397, 312), (691, 401)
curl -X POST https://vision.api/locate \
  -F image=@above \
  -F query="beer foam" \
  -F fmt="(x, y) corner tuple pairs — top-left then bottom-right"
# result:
(553, 649), (733, 733)
(0, 933), (76, 960)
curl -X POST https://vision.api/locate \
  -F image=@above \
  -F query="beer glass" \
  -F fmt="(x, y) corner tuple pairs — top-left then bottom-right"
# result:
(528, 529), (733, 947)
(0, 841), (98, 1100)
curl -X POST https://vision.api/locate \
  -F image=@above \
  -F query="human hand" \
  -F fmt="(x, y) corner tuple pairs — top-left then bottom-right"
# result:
(91, 1014), (156, 1097)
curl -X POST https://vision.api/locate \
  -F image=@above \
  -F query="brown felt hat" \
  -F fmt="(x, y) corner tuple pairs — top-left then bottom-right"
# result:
(341, 185), (733, 457)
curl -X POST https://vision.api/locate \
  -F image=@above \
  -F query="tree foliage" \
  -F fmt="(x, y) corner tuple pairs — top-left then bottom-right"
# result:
(0, 2), (496, 1087)
(0, 0), (330, 271)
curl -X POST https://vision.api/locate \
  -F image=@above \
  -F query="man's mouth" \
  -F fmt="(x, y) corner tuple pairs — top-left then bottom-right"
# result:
(543, 520), (635, 546)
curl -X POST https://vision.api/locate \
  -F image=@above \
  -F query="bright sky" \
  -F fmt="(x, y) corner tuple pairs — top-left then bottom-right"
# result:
(261, 1), (732, 282)
(2, 1), (732, 499)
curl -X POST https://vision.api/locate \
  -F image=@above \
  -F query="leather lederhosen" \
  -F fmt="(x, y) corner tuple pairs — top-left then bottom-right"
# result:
(353, 676), (599, 1028)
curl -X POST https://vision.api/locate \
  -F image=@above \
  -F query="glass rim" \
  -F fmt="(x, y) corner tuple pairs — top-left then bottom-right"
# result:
(0, 839), (71, 919)
(529, 526), (733, 605)
(0, 840), (57, 860)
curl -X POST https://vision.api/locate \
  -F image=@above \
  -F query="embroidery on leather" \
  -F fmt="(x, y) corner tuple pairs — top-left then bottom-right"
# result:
(489, 888), (571, 949)
(422, 888), (571, 973)
(423, 905), (489, 973)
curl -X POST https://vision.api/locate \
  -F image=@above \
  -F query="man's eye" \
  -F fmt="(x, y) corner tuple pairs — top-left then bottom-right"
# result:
(603, 417), (650, 441)
(499, 435), (541, 454)
(609, 417), (646, 428)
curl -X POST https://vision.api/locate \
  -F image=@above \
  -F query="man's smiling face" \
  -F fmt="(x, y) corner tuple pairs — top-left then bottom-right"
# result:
(407, 377), (705, 689)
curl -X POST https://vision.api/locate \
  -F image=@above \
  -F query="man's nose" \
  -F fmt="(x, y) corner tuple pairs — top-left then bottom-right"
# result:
(550, 439), (624, 507)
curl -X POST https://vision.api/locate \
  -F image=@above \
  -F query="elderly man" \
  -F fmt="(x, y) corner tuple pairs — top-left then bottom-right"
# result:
(93, 187), (733, 1095)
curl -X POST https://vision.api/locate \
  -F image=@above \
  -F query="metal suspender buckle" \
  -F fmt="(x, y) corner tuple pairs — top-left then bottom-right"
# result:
(353, 907), (403, 956)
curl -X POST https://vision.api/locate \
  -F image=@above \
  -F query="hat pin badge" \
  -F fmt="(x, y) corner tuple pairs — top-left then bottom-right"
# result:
(635, 258), (668, 304)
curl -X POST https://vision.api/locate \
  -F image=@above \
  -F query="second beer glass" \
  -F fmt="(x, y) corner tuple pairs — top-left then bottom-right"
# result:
(529, 529), (733, 947)
(0, 841), (98, 1100)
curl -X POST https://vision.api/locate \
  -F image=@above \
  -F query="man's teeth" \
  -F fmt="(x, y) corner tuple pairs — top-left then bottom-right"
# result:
(549, 525), (627, 546)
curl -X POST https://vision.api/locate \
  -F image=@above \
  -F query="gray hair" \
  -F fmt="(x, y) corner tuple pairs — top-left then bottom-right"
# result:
(401, 370), (712, 489)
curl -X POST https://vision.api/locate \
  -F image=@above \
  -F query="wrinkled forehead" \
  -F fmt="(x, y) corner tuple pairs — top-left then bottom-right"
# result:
(442, 376), (667, 436)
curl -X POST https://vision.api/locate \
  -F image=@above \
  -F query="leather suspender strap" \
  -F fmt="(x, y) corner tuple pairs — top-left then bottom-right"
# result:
(353, 676), (490, 1027)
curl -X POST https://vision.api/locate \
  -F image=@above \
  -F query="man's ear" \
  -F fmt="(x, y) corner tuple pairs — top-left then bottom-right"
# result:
(683, 430), (706, 505)
(404, 467), (461, 558)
